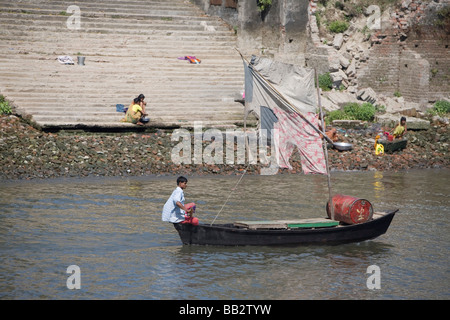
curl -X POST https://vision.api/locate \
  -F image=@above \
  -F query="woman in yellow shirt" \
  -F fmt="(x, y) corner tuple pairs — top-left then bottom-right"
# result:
(392, 116), (407, 139)
(122, 97), (144, 125)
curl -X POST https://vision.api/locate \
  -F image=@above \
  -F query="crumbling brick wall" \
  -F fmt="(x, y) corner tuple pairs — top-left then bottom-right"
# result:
(406, 27), (450, 101)
(358, 1), (449, 105)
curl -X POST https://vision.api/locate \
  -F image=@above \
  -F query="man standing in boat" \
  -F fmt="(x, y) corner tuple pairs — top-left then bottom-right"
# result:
(162, 176), (199, 226)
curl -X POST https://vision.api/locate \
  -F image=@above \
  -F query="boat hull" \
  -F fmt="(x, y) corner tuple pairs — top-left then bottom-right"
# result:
(173, 210), (397, 246)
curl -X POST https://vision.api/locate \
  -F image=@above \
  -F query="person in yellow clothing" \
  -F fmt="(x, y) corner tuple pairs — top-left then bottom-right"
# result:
(392, 116), (407, 139)
(374, 135), (384, 155)
(122, 97), (145, 125)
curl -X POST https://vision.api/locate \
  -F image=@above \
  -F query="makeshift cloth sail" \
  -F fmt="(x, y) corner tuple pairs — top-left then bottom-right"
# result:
(243, 55), (327, 175)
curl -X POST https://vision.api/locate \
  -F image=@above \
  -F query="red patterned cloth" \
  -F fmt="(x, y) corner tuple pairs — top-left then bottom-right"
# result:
(272, 108), (327, 175)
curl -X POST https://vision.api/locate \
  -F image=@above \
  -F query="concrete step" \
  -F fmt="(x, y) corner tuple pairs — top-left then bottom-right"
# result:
(30, 112), (244, 122)
(0, 20), (232, 34)
(0, 33), (236, 45)
(38, 120), (248, 130)
(0, 6), (214, 21)
(18, 106), (244, 114)
(0, 11), (229, 25)
(0, 19), (233, 34)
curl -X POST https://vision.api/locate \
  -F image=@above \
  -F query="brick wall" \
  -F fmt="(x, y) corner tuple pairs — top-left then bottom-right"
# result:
(406, 27), (450, 101)
(358, 2), (449, 105)
(358, 32), (402, 98)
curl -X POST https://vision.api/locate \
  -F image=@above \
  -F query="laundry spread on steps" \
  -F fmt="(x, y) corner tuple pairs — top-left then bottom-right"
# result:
(177, 56), (201, 64)
(56, 56), (74, 65)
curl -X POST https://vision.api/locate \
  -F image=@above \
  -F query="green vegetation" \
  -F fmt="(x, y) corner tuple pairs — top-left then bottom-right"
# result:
(316, 0), (401, 34)
(257, 0), (272, 11)
(334, 0), (400, 19)
(314, 11), (322, 28)
(394, 90), (402, 98)
(427, 100), (450, 117)
(328, 20), (349, 33)
(0, 95), (12, 115)
(325, 102), (377, 124)
(334, 1), (345, 11)
(435, 6), (450, 30)
(430, 68), (439, 78)
(318, 72), (333, 91)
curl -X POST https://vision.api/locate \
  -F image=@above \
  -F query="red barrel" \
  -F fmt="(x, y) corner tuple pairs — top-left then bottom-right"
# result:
(327, 194), (373, 225)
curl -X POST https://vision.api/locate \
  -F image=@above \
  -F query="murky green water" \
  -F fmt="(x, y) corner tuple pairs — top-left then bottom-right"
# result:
(0, 169), (449, 299)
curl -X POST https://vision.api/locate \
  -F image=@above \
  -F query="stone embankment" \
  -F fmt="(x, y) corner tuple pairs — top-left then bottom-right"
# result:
(1, 114), (448, 181)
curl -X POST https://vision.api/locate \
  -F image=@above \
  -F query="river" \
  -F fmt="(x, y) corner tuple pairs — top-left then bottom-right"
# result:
(0, 169), (448, 300)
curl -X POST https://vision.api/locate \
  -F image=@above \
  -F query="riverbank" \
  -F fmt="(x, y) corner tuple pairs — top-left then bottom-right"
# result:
(0, 114), (448, 181)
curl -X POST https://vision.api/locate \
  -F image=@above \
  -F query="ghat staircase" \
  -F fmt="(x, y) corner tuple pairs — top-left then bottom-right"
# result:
(0, 0), (245, 130)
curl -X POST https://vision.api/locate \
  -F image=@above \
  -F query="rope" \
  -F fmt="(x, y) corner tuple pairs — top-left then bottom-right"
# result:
(210, 164), (249, 226)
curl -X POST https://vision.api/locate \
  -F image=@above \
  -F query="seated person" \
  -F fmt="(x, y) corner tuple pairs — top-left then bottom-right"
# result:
(137, 94), (148, 114)
(317, 113), (339, 143)
(137, 93), (149, 123)
(162, 176), (199, 226)
(325, 127), (339, 143)
(122, 97), (145, 125)
(392, 116), (407, 139)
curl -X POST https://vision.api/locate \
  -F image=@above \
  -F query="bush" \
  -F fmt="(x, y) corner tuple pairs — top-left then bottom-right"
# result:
(325, 109), (350, 124)
(334, 1), (345, 10)
(318, 72), (333, 91)
(428, 100), (450, 116)
(257, 0), (272, 11)
(325, 102), (376, 124)
(0, 95), (12, 115)
(328, 20), (349, 33)
(344, 102), (376, 121)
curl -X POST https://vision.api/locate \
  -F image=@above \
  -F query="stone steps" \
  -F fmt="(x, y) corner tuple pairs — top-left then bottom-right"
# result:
(0, 14), (228, 27)
(0, 0), (245, 130)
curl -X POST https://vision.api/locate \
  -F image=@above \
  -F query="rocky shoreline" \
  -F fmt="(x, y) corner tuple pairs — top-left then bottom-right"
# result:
(0, 114), (448, 181)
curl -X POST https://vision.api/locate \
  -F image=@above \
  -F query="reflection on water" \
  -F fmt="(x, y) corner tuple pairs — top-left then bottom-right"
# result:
(0, 169), (449, 299)
(373, 171), (385, 199)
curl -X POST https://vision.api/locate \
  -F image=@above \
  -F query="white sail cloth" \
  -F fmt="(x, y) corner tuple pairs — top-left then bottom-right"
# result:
(244, 56), (317, 115)
(243, 56), (327, 175)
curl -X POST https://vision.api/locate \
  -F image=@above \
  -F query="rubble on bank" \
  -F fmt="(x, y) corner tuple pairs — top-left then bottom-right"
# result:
(0, 114), (448, 181)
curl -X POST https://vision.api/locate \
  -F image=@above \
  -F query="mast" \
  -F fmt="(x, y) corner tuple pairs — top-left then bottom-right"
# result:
(237, 49), (336, 220)
(315, 69), (335, 221)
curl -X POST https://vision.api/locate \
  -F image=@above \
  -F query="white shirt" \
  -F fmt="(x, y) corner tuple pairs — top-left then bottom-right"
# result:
(162, 187), (185, 223)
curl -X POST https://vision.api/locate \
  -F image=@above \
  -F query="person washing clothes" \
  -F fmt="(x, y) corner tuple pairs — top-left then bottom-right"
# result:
(162, 176), (199, 226)
(392, 116), (407, 139)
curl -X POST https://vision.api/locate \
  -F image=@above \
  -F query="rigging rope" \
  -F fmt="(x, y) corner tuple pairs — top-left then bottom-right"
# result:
(210, 164), (249, 226)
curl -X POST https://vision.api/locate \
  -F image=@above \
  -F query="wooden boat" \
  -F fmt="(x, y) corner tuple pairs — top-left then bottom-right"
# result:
(171, 56), (397, 247)
(379, 138), (408, 153)
(174, 210), (397, 246)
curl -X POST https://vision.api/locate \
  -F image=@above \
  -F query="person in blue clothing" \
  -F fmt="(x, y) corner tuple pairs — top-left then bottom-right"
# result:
(162, 176), (199, 225)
